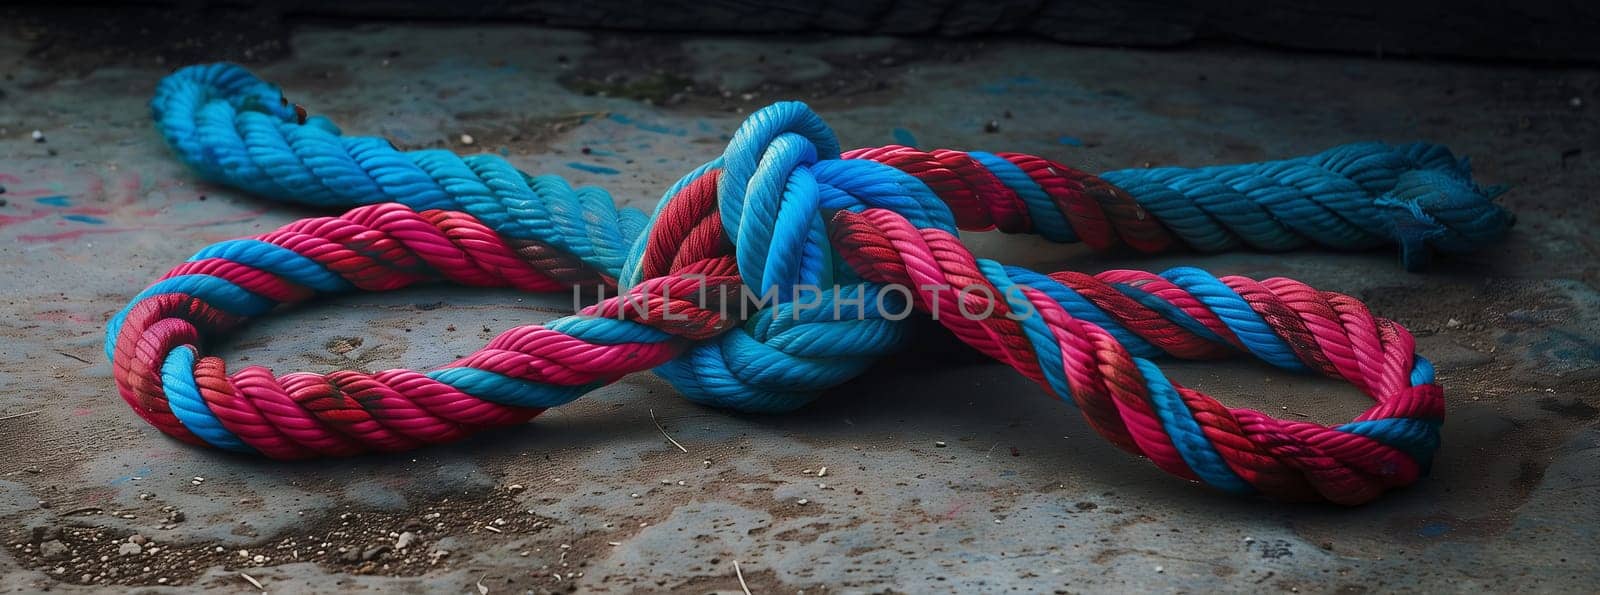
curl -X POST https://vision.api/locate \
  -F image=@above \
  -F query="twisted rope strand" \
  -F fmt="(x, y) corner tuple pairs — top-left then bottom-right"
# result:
(107, 202), (736, 457)
(108, 63), (1505, 503)
(156, 63), (1510, 270)
(111, 195), (1439, 502)
(828, 207), (1439, 504)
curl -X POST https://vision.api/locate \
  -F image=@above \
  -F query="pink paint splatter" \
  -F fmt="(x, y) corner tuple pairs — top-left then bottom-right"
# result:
(943, 501), (967, 519)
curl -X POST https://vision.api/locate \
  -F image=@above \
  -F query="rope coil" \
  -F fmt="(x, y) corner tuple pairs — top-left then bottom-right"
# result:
(108, 63), (1512, 504)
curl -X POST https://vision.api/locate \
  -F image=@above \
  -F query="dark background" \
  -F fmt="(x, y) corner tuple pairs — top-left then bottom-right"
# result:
(6, 0), (1600, 63)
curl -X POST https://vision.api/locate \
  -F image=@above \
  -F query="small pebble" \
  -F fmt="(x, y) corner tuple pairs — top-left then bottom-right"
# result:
(1571, 97), (1584, 108)
(1155, 565), (1165, 573)
(796, 499), (809, 506)
(31, 130), (45, 142)
(118, 542), (142, 556)
(39, 540), (69, 560)
(984, 120), (1000, 133)
(459, 134), (475, 145)
(934, 441), (947, 448)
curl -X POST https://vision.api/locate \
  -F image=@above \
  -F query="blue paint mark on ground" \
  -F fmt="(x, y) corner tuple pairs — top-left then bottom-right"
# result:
(63, 214), (104, 224)
(1418, 521), (1451, 537)
(1527, 330), (1600, 374)
(36, 195), (70, 207)
(1058, 136), (1084, 147)
(980, 76), (1046, 95)
(892, 127), (917, 147)
(567, 162), (620, 175)
(111, 467), (153, 485)
(607, 113), (687, 136)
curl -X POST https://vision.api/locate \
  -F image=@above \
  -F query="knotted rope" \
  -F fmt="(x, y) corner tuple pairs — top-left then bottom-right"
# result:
(107, 63), (1512, 504)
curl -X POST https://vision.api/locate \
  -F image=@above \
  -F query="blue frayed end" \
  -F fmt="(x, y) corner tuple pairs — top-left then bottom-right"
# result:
(1375, 196), (1447, 271)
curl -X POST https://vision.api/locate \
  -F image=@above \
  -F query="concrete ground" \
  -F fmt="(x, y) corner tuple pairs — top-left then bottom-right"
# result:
(1, 17), (1598, 594)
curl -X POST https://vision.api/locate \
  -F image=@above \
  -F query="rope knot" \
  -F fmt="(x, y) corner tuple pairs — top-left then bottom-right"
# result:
(617, 102), (922, 412)
(714, 101), (842, 299)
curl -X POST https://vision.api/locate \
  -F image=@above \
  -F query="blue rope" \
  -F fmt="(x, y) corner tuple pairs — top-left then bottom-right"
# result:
(156, 64), (1511, 273)
(1102, 143), (1512, 270)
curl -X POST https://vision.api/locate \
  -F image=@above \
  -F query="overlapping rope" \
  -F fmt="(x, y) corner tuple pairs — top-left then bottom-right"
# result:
(107, 63), (1511, 503)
